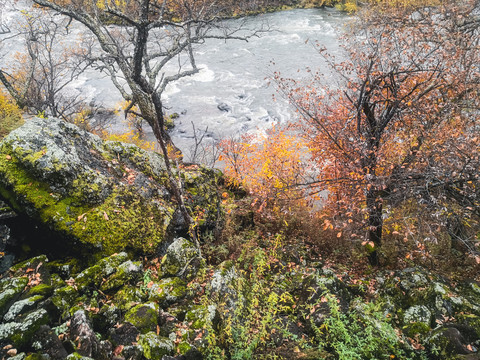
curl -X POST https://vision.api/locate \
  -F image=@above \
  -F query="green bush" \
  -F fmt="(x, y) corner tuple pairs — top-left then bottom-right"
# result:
(311, 295), (426, 360)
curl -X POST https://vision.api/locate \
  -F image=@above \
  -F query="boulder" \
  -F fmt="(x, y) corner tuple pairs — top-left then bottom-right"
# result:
(0, 117), (221, 257)
(124, 303), (159, 334)
(159, 237), (201, 280)
(138, 332), (174, 359)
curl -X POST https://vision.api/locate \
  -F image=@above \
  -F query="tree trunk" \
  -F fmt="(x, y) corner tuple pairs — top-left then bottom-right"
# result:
(366, 188), (383, 266)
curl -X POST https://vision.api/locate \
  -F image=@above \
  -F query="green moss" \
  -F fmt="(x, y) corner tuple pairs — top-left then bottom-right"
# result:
(65, 353), (94, 360)
(148, 277), (187, 305)
(26, 284), (53, 297)
(0, 146), (174, 256)
(113, 286), (147, 311)
(403, 321), (431, 338)
(25, 354), (48, 360)
(74, 264), (103, 289)
(176, 341), (192, 355)
(47, 258), (81, 279)
(51, 286), (79, 318)
(125, 303), (159, 334)
(10, 255), (48, 274)
(138, 332), (174, 359)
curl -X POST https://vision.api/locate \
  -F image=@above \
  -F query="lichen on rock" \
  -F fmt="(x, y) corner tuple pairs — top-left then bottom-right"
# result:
(0, 117), (221, 257)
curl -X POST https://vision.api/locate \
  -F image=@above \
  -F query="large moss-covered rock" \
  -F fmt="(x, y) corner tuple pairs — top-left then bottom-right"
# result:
(0, 117), (221, 256)
(0, 276), (28, 316)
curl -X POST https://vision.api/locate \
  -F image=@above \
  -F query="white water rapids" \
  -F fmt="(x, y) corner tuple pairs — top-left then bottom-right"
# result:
(0, 2), (347, 161)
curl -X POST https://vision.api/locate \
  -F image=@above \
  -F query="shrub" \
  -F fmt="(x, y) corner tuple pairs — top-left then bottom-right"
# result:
(0, 91), (24, 140)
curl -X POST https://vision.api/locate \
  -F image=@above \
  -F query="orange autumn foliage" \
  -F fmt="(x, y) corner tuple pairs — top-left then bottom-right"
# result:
(218, 126), (312, 216)
(276, 0), (480, 264)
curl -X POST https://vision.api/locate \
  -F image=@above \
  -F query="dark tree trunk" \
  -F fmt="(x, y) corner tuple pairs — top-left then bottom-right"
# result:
(366, 188), (383, 266)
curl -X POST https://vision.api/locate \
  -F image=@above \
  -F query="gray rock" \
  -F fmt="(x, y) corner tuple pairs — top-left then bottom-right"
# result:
(0, 277), (28, 316)
(160, 238), (200, 279)
(207, 262), (238, 310)
(124, 303), (159, 334)
(101, 260), (143, 292)
(32, 325), (69, 360)
(0, 308), (49, 347)
(70, 310), (105, 359)
(3, 295), (43, 322)
(75, 252), (129, 289)
(0, 117), (220, 256)
(148, 277), (188, 306)
(404, 305), (432, 325)
(138, 332), (174, 360)
(217, 103), (232, 112)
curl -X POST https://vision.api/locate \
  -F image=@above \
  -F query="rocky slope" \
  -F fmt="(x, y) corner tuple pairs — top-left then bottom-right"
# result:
(1, 118), (480, 360)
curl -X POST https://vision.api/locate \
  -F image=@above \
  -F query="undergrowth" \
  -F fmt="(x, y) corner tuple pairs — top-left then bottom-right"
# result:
(0, 91), (24, 140)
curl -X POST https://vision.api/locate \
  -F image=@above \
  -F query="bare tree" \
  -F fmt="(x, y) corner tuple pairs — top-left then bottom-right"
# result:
(0, 7), (93, 123)
(29, 0), (267, 251)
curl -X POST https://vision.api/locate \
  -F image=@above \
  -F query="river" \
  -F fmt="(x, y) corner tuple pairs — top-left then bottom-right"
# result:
(0, 3), (347, 162)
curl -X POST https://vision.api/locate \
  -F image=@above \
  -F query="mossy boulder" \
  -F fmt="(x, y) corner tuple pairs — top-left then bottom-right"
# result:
(160, 237), (201, 279)
(0, 117), (221, 257)
(0, 276), (28, 316)
(125, 303), (159, 334)
(378, 268), (480, 321)
(402, 305), (432, 337)
(100, 260), (142, 292)
(113, 286), (147, 311)
(3, 295), (43, 322)
(51, 286), (79, 319)
(138, 332), (174, 359)
(74, 252), (129, 290)
(148, 277), (188, 306)
(0, 308), (49, 347)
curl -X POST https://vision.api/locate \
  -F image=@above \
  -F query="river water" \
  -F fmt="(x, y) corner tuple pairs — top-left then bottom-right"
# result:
(1, 3), (347, 161)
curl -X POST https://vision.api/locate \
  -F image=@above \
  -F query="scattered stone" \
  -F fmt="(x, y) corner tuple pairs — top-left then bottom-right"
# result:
(3, 295), (43, 323)
(32, 325), (68, 360)
(110, 323), (140, 346)
(160, 238), (200, 279)
(138, 332), (174, 360)
(124, 303), (159, 334)
(100, 260), (143, 292)
(69, 310), (103, 359)
(403, 305), (432, 337)
(0, 309), (49, 347)
(149, 278), (188, 306)
(0, 277), (28, 316)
